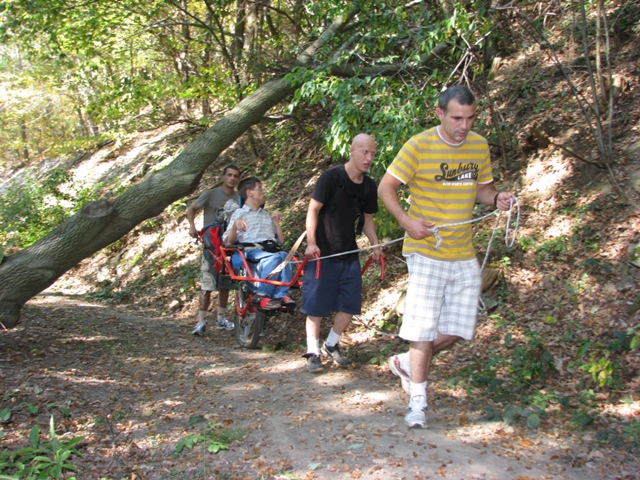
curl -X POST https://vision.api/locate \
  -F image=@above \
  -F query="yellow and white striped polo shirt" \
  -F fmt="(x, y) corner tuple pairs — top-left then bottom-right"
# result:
(387, 126), (493, 261)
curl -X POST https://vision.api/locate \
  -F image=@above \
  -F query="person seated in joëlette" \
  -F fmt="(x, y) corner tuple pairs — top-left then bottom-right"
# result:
(222, 177), (296, 310)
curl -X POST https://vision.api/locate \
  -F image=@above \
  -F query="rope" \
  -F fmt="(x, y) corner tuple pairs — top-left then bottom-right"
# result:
(476, 197), (520, 312)
(351, 315), (400, 338)
(308, 196), (521, 263)
(306, 236), (406, 262)
(344, 197), (521, 328)
(479, 197), (520, 269)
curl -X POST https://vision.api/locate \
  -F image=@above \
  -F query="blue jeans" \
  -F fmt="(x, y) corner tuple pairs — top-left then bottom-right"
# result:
(244, 249), (292, 299)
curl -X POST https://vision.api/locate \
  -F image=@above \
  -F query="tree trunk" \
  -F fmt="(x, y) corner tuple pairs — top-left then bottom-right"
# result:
(0, 13), (355, 329)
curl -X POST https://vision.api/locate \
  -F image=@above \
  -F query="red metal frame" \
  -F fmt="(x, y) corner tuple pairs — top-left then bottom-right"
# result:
(218, 245), (385, 287)
(361, 255), (386, 279)
(218, 245), (310, 287)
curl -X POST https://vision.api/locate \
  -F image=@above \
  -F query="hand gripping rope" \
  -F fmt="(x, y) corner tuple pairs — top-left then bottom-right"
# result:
(349, 196), (521, 336)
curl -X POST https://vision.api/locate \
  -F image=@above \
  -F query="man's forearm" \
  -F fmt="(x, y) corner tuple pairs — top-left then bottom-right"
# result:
(305, 208), (320, 246)
(476, 183), (499, 206)
(186, 204), (200, 228)
(362, 215), (379, 247)
(274, 224), (284, 244)
(224, 224), (238, 244)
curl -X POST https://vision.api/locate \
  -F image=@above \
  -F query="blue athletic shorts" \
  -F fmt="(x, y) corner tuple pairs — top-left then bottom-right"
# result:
(301, 258), (362, 317)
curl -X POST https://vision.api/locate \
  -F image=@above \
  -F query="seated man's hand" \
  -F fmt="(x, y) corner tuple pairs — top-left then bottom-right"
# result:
(270, 211), (281, 223)
(234, 219), (248, 232)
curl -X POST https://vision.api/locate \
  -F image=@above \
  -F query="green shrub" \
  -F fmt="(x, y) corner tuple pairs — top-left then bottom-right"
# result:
(0, 168), (99, 254)
(509, 331), (555, 385)
(175, 421), (245, 455)
(0, 416), (84, 479)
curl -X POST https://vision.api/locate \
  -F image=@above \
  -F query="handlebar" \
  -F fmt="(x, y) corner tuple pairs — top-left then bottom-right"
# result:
(314, 254), (385, 280)
(361, 255), (385, 279)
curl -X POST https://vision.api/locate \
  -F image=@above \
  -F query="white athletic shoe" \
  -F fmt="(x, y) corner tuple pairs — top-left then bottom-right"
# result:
(192, 320), (206, 336)
(216, 316), (235, 331)
(405, 395), (427, 428)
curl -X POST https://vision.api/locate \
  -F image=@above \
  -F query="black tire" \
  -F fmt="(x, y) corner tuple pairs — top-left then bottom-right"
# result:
(234, 283), (266, 349)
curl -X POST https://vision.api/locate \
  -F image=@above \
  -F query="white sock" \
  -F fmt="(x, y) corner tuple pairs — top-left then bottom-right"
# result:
(307, 338), (320, 355)
(409, 381), (428, 407)
(325, 328), (341, 348)
(198, 310), (207, 322)
(217, 307), (226, 319)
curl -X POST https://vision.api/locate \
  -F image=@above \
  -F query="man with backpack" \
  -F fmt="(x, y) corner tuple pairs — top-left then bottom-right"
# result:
(187, 164), (240, 335)
(302, 133), (384, 373)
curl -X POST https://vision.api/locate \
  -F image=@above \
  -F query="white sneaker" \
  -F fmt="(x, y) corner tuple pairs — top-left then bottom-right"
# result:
(192, 320), (206, 336)
(405, 395), (427, 428)
(216, 316), (235, 331)
(388, 355), (410, 395)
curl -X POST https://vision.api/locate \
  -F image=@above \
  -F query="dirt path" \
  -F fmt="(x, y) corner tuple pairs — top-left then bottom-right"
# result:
(1, 295), (637, 479)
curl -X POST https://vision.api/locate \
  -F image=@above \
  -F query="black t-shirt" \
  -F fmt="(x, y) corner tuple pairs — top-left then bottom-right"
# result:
(311, 164), (378, 261)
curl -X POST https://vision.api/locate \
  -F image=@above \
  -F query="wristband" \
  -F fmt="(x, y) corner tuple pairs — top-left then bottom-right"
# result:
(493, 193), (500, 208)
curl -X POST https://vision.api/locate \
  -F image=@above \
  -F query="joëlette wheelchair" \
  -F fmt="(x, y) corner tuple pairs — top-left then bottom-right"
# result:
(199, 224), (385, 349)
(218, 244), (309, 348)
(219, 244), (385, 349)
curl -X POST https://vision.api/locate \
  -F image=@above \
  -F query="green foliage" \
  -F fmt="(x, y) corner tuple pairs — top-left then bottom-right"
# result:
(501, 405), (543, 430)
(629, 326), (640, 350)
(570, 336), (626, 391)
(288, 71), (427, 170)
(175, 422), (245, 455)
(595, 419), (640, 453)
(518, 236), (536, 251)
(368, 343), (395, 365)
(287, 0), (492, 179)
(0, 416), (84, 480)
(0, 408), (11, 439)
(509, 331), (555, 385)
(578, 354), (617, 389)
(175, 264), (199, 295)
(86, 280), (132, 303)
(622, 420), (640, 445)
(0, 167), (103, 253)
(572, 409), (596, 428)
(535, 237), (567, 262)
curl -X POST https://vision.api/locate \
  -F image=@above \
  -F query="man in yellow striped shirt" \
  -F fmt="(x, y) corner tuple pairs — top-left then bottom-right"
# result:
(378, 85), (515, 428)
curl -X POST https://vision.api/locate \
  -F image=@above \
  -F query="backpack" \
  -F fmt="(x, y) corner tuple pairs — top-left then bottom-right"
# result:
(325, 164), (369, 235)
(199, 222), (226, 277)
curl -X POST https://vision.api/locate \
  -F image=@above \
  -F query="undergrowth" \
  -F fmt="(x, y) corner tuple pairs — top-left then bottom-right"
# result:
(0, 168), (98, 256)
(0, 415), (84, 479)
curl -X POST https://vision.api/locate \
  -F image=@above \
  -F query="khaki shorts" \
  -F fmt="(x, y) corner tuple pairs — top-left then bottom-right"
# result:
(200, 255), (218, 292)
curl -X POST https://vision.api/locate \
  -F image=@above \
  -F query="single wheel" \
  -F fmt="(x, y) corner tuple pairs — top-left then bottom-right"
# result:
(234, 283), (266, 349)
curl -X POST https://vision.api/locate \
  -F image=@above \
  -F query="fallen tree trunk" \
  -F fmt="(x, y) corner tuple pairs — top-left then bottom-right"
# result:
(0, 13), (355, 329)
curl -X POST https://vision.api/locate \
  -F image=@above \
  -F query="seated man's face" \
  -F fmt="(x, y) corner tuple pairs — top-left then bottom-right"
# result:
(249, 183), (265, 206)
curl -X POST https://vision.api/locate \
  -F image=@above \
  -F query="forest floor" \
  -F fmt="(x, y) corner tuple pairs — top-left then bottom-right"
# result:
(1, 288), (639, 480)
